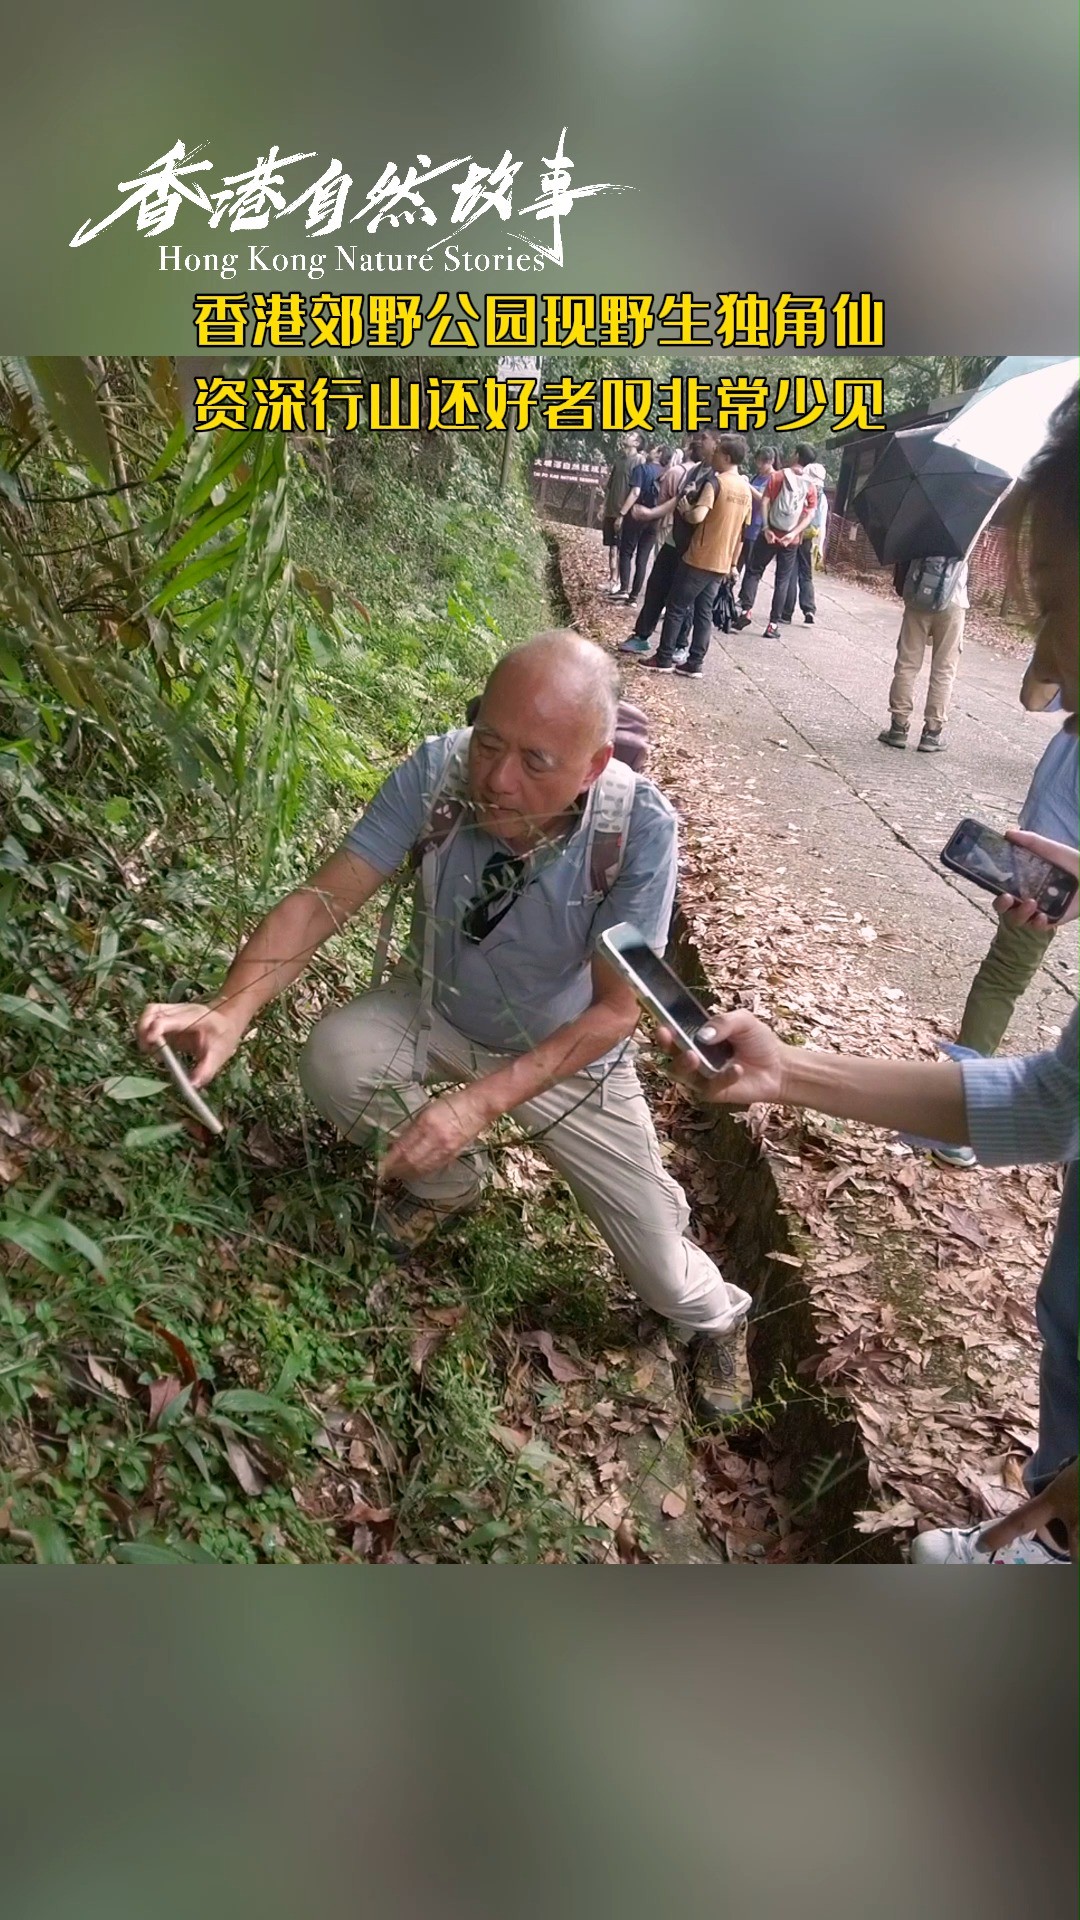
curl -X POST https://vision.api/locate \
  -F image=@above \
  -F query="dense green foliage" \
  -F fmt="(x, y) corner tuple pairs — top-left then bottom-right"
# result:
(0, 357), (622, 1564)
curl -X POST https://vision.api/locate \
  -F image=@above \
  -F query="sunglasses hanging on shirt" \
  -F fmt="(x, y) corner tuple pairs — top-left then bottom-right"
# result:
(461, 852), (529, 944)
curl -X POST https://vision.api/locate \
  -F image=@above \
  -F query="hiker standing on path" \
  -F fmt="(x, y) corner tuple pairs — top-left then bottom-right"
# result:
(642, 435), (753, 678)
(609, 443), (663, 609)
(733, 444), (820, 638)
(136, 633), (754, 1421)
(877, 554), (970, 754)
(737, 447), (775, 585)
(780, 458), (828, 625)
(600, 432), (641, 588)
(617, 429), (721, 661)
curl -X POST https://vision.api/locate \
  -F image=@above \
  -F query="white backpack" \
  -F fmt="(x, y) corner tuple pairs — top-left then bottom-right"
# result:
(767, 467), (813, 534)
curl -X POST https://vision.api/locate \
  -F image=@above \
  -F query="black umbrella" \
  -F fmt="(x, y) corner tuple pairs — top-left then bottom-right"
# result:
(852, 426), (1012, 564)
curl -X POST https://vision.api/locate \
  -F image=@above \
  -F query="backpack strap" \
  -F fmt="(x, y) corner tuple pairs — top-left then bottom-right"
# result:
(583, 756), (637, 900)
(412, 731), (473, 867)
(372, 739), (636, 1078)
(371, 729), (472, 1010)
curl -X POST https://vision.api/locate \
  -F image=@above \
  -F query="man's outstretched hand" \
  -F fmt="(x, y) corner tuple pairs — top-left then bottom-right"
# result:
(656, 1008), (788, 1107)
(135, 1001), (246, 1091)
(379, 1086), (491, 1185)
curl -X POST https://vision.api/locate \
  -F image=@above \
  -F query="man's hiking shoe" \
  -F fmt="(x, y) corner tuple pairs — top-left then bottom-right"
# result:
(878, 719), (910, 749)
(373, 1189), (475, 1257)
(640, 655), (675, 672)
(618, 635), (651, 654)
(803, 613), (815, 624)
(732, 612), (752, 631)
(688, 1323), (751, 1423)
(918, 726), (945, 753)
(763, 622), (781, 638)
(675, 662), (704, 677)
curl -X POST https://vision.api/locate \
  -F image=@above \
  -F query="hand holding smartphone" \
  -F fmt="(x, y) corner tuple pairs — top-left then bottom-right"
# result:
(940, 819), (1078, 922)
(596, 924), (734, 1074)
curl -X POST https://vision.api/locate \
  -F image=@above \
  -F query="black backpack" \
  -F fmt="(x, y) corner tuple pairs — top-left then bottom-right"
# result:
(712, 576), (740, 632)
(636, 464), (660, 511)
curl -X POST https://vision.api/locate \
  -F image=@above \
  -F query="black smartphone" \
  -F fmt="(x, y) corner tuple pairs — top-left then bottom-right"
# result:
(597, 924), (734, 1074)
(940, 818), (1078, 921)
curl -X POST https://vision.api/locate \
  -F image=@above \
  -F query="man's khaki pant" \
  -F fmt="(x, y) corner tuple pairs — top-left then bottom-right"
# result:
(298, 971), (751, 1337)
(888, 602), (966, 730)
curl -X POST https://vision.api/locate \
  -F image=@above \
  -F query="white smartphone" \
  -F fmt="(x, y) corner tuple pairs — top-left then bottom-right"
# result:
(155, 1042), (224, 1135)
(597, 923), (734, 1075)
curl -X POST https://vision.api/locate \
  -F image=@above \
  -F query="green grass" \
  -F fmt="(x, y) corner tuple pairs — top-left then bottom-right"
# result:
(0, 431), (630, 1564)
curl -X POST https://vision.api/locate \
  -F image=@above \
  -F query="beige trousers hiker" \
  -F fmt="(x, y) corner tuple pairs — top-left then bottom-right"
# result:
(298, 970), (751, 1337)
(887, 602), (966, 730)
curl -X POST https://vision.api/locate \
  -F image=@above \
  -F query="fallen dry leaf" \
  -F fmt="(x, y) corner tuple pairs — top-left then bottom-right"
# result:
(519, 1329), (588, 1383)
(940, 1202), (988, 1251)
(824, 1169), (857, 1200)
(817, 1253), (874, 1279)
(615, 1517), (651, 1563)
(245, 1120), (289, 1168)
(661, 1488), (688, 1520)
(409, 1326), (448, 1375)
(221, 1432), (267, 1498)
(589, 1497), (626, 1531)
(86, 1356), (131, 1400)
(147, 1376), (184, 1426)
(344, 1501), (394, 1525)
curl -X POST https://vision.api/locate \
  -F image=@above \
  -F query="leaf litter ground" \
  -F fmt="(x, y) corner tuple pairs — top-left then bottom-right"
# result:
(557, 523), (1061, 1549)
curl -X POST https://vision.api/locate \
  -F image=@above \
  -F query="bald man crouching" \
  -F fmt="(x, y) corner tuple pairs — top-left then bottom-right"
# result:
(136, 633), (752, 1416)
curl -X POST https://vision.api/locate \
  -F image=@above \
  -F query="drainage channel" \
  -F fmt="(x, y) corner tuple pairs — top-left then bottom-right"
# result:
(543, 525), (889, 1564)
(666, 911), (892, 1564)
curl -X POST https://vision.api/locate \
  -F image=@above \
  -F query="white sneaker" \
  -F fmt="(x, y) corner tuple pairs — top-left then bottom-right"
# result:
(910, 1523), (1070, 1565)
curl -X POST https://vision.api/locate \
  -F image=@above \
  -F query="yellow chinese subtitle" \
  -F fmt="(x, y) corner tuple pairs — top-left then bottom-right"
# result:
(191, 291), (885, 351)
(192, 374), (887, 435)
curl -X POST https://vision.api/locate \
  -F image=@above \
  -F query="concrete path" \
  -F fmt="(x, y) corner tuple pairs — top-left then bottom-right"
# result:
(640, 569), (1077, 1051)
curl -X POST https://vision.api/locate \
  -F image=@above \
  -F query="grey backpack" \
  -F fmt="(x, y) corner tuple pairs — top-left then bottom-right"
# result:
(906, 556), (964, 612)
